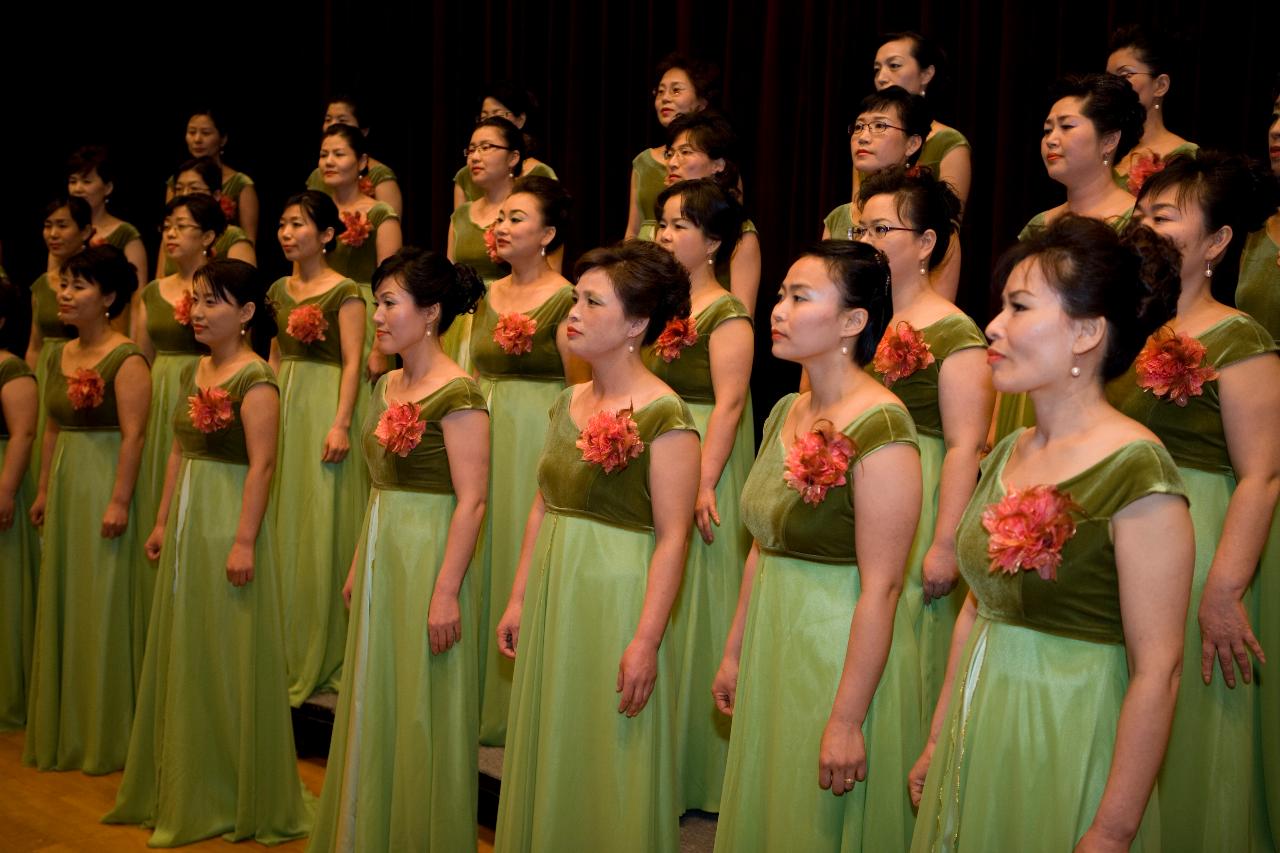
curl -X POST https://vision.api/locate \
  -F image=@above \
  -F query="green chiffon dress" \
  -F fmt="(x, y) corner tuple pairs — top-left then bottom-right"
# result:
(494, 391), (697, 853)
(868, 314), (988, 728)
(1240, 225), (1280, 848)
(1108, 314), (1278, 853)
(715, 397), (923, 853)
(24, 341), (146, 773)
(632, 148), (669, 241)
(161, 226), (251, 276)
(918, 127), (970, 176)
(0, 356), (38, 731)
(470, 286), (574, 746)
(454, 161), (558, 202)
(104, 360), (311, 846)
(992, 209), (1135, 443)
(309, 376), (487, 853)
(306, 162), (398, 197)
(135, 282), (205, 674)
(327, 202), (401, 424)
(93, 221), (142, 252)
(1113, 142), (1199, 194)
(643, 293), (755, 814)
(268, 278), (369, 705)
(444, 202), (504, 373)
(911, 433), (1185, 852)
(217, 172), (254, 228)
(30, 275), (70, 480)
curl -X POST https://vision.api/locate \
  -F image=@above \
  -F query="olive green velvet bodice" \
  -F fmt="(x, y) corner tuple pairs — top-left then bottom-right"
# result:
(644, 294), (752, 404)
(43, 341), (144, 431)
(866, 313), (987, 437)
(268, 277), (362, 365)
(361, 375), (487, 493)
(0, 355), (35, 438)
(958, 432), (1185, 644)
(470, 287), (573, 381)
(32, 275), (70, 341)
(173, 360), (276, 465)
(918, 127), (970, 174)
(740, 394), (919, 564)
(450, 204), (505, 282)
(1236, 228), (1280, 344)
(537, 389), (697, 532)
(142, 281), (202, 355)
(327, 203), (399, 285)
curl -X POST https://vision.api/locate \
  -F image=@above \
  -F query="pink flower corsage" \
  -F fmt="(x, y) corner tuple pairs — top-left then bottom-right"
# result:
(873, 321), (935, 387)
(653, 316), (698, 362)
(188, 386), (234, 433)
(494, 312), (537, 355)
(286, 304), (329, 344)
(89, 236), (107, 248)
(577, 407), (645, 473)
(218, 194), (238, 223)
(375, 401), (427, 458)
(67, 368), (106, 410)
(172, 291), (194, 326)
(338, 210), (372, 247)
(1135, 327), (1218, 407)
(782, 421), (856, 505)
(1125, 152), (1166, 195)
(981, 484), (1081, 582)
(358, 175), (376, 198)
(483, 222), (500, 263)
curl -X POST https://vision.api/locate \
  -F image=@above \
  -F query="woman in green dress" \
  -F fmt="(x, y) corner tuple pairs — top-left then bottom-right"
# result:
(453, 82), (558, 209)
(105, 259), (311, 846)
(130, 193), (222, 675)
(319, 123), (403, 390)
(158, 157), (256, 275)
(494, 241), (700, 853)
(1237, 93), (1280, 343)
(993, 73), (1146, 443)
(310, 248), (489, 852)
(25, 197), (93, 477)
(0, 278), (39, 731)
(168, 109), (259, 244)
(911, 215), (1194, 852)
(306, 95), (403, 214)
(472, 175), (585, 746)
(626, 54), (718, 241)
(67, 146), (148, 293)
(856, 166), (993, 732)
(712, 241), (923, 852)
(1105, 25), (1199, 195)
(663, 112), (762, 314)
(649, 178), (754, 814)
(1110, 153), (1280, 853)
(25, 246), (148, 773)
(269, 191), (368, 706)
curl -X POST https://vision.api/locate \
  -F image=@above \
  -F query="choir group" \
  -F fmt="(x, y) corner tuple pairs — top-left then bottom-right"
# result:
(1, 24), (1279, 853)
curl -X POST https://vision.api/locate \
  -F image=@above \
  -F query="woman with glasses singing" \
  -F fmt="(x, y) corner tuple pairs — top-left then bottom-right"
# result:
(626, 54), (719, 241)
(855, 166), (993, 739)
(305, 95), (403, 215)
(454, 82), (558, 209)
(1105, 25), (1199, 195)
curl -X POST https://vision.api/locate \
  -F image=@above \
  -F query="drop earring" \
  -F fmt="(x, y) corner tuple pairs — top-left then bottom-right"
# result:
(628, 343), (635, 353)
(1070, 361), (1081, 377)
(1102, 155), (1110, 167)
(841, 342), (849, 356)
(540, 246), (546, 257)
(240, 325), (246, 337)
(1205, 260), (1214, 278)
(919, 261), (928, 276)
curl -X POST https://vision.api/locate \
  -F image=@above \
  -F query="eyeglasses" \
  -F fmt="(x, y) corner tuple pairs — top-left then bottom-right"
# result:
(665, 145), (701, 160)
(463, 141), (512, 158)
(849, 120), (907, 136)
(158, 221), (204, 234)
(849, 223), (923, 240)
(653, 84), (689, 98)
(476, 108), (514, 123)
(1111, 70), (1153, 81)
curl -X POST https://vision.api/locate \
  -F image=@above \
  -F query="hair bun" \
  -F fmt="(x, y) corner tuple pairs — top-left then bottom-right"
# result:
(450, 264), (486, 318)
(1119, 222), (1181, 334)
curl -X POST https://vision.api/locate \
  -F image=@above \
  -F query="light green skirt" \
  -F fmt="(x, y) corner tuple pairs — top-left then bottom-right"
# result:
(715, 550), (921, 853)
(1258, 503), (1280, 849)
(105, 457), (312, 846)
(24, 429), (139, 773)
(309, 488), (477, 852)
(0, 435), (38, 730)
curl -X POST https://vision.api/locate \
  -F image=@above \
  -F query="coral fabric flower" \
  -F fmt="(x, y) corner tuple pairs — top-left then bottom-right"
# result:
(172, 291), (194, 326)
(483, 223), (501, 263)
(338, 210), (372, 247)
(187, 386), (234, 433)
(653, 316), (698, 362)
(375, 401), (427, 458)
(1125, 152), (1167, 196)
(90, 236), (107, 248)
(981, 484), (1081, 582)
(1135, 327), (1218, 407)
(286, 304), (329, 344)
(358, 176), (376, 198)
(494, 313), (538, 355)
(873, 321), (936, 387)
(67, 368), (106, 410)
(783, 422), (856, 505)
(218, 194), (238, 223)
(577, 408), (645, 473)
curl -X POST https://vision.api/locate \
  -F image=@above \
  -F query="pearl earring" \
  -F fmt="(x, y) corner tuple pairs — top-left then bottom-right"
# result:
(1102, 155), (1110, 167)
(426, 329), (432, 338)
(708, 254), (715, 266)
(240, 325), (246, 337)
(1154, 100), (1162, 111)
(628, 343), (635, 353)
(1205, 261), (1214, 278)
(1070, 365), (1081, 378)
(841, 343), (849, 356)
(919, 261), (928, 276)
(540, 246), (546, 257)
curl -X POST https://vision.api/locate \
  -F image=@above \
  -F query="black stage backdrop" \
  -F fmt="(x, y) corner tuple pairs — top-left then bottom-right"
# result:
(3, 0), (1276, 427)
